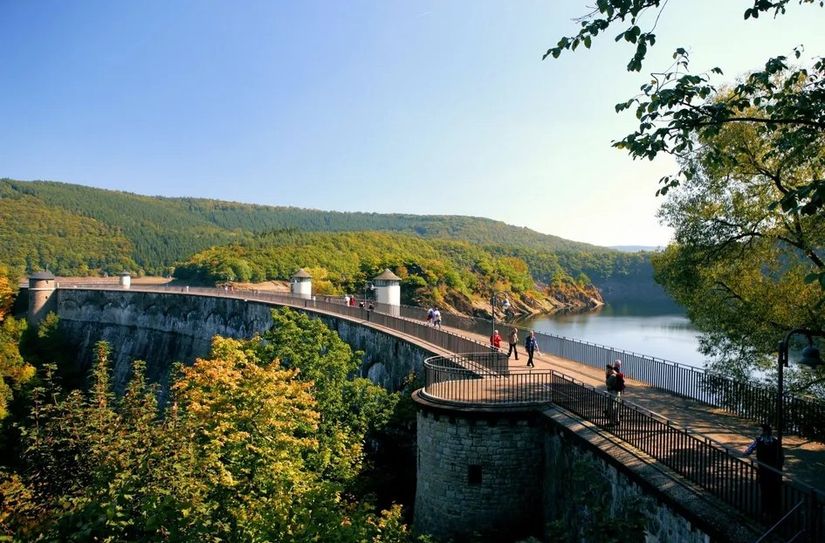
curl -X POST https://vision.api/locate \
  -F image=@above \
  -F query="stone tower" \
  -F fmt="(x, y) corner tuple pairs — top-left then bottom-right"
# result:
(28, 271), (56, 326)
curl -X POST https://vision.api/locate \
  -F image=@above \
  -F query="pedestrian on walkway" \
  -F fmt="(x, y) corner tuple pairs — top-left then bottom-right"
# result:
(613, 359), (626, 401)
(507, 327), (519, 360)
(744, 423), (784, 519)
(604, 365), (620, 426)
(524, 331), (539, 367)
(490, 329), (502, 351)
(432, 308), (442, 329)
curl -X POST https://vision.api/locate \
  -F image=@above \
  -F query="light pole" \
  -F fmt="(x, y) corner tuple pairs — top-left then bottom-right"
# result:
(490, 291), (511, 338)
(776, 328), (823, 446)
(363, 281), (375, 307)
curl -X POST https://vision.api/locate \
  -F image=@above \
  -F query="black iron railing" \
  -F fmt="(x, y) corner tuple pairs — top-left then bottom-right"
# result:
(380, 299), (825, 441)
(422, 355), (825, 542)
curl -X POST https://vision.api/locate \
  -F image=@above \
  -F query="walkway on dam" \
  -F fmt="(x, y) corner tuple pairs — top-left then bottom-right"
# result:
(46, 279), (825, 496)
(440, 322), (825, 493)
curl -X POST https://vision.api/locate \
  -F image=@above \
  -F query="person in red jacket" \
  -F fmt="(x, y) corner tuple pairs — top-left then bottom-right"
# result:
(490, 329), (502, 351)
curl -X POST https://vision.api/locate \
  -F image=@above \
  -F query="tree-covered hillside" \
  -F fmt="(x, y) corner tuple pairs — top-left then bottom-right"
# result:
(0, 178), (663, 303)
(174, 230), (601, 316)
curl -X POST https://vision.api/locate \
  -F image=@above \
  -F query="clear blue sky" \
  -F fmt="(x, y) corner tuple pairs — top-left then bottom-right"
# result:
(2, 1), (823, 246)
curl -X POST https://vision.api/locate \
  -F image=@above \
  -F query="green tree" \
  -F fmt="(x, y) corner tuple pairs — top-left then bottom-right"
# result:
(652, 113), (825, 394)
(2, 316), (419, 541)
(546, 1), (825, 379)
(0, 265), (35, 420)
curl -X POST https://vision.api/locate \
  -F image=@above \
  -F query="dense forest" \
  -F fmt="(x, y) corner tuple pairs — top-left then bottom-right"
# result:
(0, 258), (425, 540)
(0, 178), (663, 306)
(174, 230), (603, 315)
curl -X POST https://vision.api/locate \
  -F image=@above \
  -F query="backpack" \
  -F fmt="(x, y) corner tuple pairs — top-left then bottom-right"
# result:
(614, 372), (626, 392)
(756, 436), (782, 467)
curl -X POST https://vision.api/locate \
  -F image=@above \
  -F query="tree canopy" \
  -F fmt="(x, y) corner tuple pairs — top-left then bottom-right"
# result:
(546, 0), (825, 390)
(1, 309), (421, 541)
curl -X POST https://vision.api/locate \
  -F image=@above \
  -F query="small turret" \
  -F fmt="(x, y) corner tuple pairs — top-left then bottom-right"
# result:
(28, 271), (56, 326)
(291, 269), (312, 300)
(373, 268), (401, 316)
(118, 271), (131, 289)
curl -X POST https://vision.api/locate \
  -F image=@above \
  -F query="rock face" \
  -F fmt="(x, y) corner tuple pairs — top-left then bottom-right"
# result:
(53, 289), (435, 396)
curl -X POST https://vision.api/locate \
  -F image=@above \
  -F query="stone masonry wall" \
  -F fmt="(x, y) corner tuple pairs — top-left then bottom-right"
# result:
(542, 424), (711, 543)
(414, 406), (544, 543)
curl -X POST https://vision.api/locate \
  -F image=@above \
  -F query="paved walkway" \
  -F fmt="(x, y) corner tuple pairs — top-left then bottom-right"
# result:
(443, 324), (825, 493)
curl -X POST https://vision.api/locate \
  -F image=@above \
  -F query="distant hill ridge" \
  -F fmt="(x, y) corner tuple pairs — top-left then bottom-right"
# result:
(0, 178), (667, 305)
(1, 178), (603, 252)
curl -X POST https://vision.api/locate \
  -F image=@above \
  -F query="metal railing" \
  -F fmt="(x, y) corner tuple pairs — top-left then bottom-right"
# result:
(376, 298), (825, 441)
(51, 282), (825, 440)
(422, 355), (825, 542)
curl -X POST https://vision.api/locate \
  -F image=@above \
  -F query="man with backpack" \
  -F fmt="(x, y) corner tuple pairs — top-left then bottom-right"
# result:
(744, 424), (784, 519)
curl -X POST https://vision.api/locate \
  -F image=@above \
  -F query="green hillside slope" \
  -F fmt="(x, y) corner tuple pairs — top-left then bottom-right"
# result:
(174, 230), (601, 316)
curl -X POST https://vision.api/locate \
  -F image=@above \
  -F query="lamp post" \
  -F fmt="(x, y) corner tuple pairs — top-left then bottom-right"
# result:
(363, 281), (375, 307)
(490, 291), (511, 338)
(776, 328), (823, 446)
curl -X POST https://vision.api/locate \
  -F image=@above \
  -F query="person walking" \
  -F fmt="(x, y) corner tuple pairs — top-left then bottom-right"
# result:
(507, 327), (519, 360)
(604, 365), (620, 426)
(432, 308), (442, 329)
(524, 331), (539, 367)
(744, 424), (784, 519)
(490, 329), (502, 351)
(612, 359), (626, 401)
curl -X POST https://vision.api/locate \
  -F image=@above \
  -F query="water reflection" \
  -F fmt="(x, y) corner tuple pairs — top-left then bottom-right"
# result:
(518, 300), (705, 368)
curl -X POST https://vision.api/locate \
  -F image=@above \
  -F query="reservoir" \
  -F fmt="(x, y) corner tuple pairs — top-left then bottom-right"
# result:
(520, 299), (706, 368)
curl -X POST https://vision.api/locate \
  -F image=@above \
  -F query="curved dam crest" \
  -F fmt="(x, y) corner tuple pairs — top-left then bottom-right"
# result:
(53, 289), (433, 394)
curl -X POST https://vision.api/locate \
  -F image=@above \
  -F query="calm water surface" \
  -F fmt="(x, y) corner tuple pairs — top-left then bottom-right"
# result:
(519, 300), (706, 368)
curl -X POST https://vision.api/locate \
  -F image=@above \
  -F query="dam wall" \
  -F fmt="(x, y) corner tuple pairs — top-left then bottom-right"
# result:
(52, 289), (433, 392)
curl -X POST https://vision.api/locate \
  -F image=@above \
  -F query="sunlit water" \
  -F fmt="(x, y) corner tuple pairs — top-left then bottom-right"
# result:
(519, 300), (706, 368)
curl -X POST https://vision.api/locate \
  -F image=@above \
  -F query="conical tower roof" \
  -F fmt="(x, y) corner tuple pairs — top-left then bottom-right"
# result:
(373, 268), (401, 281)
(291, 268), (312, 279)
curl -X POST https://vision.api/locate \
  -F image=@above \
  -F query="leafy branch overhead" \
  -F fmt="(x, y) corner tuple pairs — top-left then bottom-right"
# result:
(544, 0), (825, 219)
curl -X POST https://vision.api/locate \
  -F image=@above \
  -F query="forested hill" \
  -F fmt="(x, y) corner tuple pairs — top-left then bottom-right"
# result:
(0, 178), (665, 303)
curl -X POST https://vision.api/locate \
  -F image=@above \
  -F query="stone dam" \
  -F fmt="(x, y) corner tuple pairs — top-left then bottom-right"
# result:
(25, 284), (770, 543)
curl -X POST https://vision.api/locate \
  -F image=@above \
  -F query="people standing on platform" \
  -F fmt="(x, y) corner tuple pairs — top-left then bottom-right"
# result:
(507, 327), (519, 360)
(426, 307), (435, 326)
(525, 331), (539, 367)
(344, 294), (351, 306)
(744, 424), (784, 519)
(490, 329), (502, 351)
